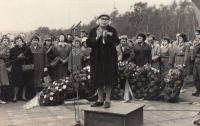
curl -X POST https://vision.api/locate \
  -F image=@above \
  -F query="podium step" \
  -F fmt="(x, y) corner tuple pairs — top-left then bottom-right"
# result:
(82, 101), (145, 126)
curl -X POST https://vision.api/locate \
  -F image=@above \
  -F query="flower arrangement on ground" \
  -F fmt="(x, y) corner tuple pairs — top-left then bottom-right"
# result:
(128, 63), (162, 100)
(159, 65), (184, 102)
(39, 66), (94, 106)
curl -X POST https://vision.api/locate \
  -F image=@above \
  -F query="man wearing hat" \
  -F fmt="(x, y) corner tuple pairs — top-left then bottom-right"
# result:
(43, 35), (55, 81)
(80, 29), (88, 39)
(86, 13), (120, 108)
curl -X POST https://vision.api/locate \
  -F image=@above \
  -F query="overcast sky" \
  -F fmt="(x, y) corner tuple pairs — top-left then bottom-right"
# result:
(0, 0), (183, 32)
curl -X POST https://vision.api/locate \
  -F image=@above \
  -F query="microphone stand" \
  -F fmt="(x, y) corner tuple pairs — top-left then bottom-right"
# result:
(70, 21), (83, 126)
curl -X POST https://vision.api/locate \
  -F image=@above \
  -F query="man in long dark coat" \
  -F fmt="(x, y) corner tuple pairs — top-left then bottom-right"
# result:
(191, 29), (200, 97)
(86, 13), (119, 108)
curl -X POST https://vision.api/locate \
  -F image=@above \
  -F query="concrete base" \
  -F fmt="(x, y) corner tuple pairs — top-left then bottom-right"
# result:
(82, 102), (145, 126)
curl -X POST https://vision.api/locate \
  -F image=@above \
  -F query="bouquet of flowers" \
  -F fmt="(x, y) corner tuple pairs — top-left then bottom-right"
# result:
(118, 61), (136, 79)
(118, 61), (128, 79)
(69, 66), (92, 98)
(159, 65), (184, 102)
(39, 66), (95, 106)
(39, 77), (70, 106)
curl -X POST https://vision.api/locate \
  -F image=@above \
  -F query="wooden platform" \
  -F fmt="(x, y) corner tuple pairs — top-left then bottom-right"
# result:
(82, 101), (145, 126)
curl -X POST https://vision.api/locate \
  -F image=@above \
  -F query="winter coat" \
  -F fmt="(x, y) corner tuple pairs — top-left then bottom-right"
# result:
(169, 41), (179, 67)
(132, 42), (152, 67)
(44, 46), (54, 81)
(44, 46), (54, 65)
(191, 43), (200, 64)
(21, 44), (34, 87)
(86, 25), (120, 87)
(0, 44), (9, 86)
(160, 45), (171, 77)
(52, 43), (71, 80)
(30, 44), (48, 87)
(83, 47), (91, 67)
(10, 45), (24, 87)
(68, 48), (84, 71)
(151, 43), (161, 70)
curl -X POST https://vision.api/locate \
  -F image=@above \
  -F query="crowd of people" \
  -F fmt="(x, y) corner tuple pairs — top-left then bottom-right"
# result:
(0, 16), (200, 107)
(116, 31), (200, 98)
(0, 30), (91, 104)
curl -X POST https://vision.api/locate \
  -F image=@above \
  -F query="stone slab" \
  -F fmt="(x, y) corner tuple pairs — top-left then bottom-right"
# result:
(82, 102), (145, 126)
(82, 102), (145, 115)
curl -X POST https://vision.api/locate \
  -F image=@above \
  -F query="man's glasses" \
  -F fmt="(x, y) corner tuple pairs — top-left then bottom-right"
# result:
(100, 18), (110, 21)
(195, 34), (200, 35)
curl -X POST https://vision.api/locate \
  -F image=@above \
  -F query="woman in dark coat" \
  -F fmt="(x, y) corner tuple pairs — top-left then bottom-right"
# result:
(21, 40), (34, 99)
(133, 33), (152, 67)
(86, 13), (120, 108)
(10, 36), (30, 102)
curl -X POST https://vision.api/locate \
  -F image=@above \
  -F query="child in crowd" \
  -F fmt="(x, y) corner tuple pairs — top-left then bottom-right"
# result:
(82, 37), (91, 67)
(68, 38), (84, 72)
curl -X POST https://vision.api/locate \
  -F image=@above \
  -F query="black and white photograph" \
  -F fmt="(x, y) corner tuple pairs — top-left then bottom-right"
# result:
(0, 0), (200, 126)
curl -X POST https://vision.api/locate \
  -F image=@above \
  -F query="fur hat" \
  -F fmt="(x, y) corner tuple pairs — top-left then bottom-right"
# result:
(96, 13), (111, 25)
(98, 12), (110, 19)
